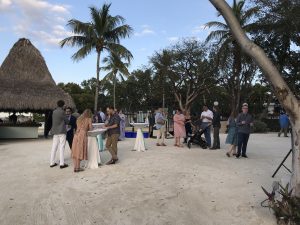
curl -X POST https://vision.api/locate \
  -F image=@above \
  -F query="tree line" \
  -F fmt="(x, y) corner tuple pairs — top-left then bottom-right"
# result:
(58, 0), (299, 118)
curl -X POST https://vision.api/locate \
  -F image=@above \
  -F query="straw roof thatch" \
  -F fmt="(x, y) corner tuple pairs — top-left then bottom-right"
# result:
(0, 38), (75, 112)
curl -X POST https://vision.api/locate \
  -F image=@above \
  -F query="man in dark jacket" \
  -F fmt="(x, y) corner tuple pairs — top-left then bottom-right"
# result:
(210, 106), (221, 150)
(236, 103), (254, 158)
(65, 107), (77, 149)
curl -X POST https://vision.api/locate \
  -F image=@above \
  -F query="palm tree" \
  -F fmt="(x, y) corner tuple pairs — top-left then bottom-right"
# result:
(205, 0), (258, 114)
(60, 3), (133, 112)
(102, 54), (130, 109)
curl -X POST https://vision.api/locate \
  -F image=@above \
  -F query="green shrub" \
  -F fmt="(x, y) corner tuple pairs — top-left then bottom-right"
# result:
(262, 119), (281, 132)
(253, 120), (269, 133)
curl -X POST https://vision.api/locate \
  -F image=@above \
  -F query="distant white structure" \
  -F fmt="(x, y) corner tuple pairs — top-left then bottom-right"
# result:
(0, 112), (33, 122)
(263, 103), (276, 115)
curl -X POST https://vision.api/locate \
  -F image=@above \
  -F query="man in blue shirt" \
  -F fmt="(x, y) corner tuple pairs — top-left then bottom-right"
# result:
(278, 112), (289, 137)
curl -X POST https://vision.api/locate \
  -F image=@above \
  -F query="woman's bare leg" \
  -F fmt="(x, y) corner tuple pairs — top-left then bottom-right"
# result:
(232, 145), (237, 155)
(72, 158), (77, 170)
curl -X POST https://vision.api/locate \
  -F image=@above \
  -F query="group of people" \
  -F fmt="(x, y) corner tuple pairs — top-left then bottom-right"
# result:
(49, 100), (123, 172)
(153, 103), (254, 159)
(48, 100), (257, 173)
(153, 105), (222, 150)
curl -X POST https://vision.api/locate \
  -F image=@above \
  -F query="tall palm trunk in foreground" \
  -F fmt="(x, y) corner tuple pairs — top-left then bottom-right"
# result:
(209, 0), (300, 197)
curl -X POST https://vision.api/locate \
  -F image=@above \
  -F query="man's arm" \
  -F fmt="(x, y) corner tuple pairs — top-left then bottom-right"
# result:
(106, 116), (120, 129)
(236, 114), (243, 126)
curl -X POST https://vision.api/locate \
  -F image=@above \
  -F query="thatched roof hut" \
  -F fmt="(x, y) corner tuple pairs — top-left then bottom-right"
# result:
(0, 38), (75, 112)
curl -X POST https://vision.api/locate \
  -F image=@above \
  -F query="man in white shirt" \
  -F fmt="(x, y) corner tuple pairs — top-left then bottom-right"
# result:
(98, 108), (106, 122)
(200, 105), (213, 148)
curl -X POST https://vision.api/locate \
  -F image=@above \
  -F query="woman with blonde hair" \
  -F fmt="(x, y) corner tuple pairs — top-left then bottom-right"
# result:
(71, 109), (93, 172)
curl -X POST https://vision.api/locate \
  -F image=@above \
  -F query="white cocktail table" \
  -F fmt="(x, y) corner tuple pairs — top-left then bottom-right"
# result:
(130, 123), (149, 152)
(85, 128), (107, 169)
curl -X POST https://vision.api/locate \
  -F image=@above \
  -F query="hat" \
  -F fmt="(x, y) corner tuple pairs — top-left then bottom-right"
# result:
(242, 103), (248, 108)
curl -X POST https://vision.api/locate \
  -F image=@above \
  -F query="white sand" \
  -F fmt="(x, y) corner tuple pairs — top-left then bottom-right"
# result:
(0, 133), (292, 225)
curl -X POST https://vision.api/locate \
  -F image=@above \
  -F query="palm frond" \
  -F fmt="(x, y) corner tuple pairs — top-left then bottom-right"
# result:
(105, 42), (133, 62)
(204, 21), (228, 30)
(66, 19), (92, 36)
(205, 30), (229, 44)
(60, 36), (91, 48)
(105, 24), (133, 43)
(71, 43), (94, 61)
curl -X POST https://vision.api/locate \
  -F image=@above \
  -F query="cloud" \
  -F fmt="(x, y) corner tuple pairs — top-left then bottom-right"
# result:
(167, 36), (179, 42)
(138, 48), (147, 52)
(134, 25), (156, 37)
(192, 24), (207, 34)
(0, 0), (12, 11)
(1, 0), (71, 47)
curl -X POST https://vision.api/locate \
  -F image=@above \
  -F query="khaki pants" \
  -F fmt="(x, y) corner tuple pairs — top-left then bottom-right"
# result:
(156, 126), (165, 144)
(106, 134), (119, 160)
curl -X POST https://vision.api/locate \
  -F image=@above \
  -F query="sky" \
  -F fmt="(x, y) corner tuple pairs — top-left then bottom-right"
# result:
(0, 0), (222, 84)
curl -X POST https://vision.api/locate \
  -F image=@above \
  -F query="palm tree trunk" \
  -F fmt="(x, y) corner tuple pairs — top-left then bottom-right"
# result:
(113, 72), (117, 109)
(232, 42), (242, 115)
(94, 51), (101, 113)
(209, 0), (300, 197)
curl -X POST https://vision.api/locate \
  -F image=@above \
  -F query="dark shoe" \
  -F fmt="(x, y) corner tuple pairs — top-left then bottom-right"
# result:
(106, 159), (116, 165)
(236, 154), (241, 159)
(50, 163), (58, 168)
(60, 164), (68, 169)
(210, 147), (217, 150)
(242, 154), (248, 158)
(226, 152), (230, 157)
(156, 143), (161, 146)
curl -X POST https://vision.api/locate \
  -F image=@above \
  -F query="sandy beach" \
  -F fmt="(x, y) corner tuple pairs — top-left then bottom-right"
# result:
(0, 133), (292, 225)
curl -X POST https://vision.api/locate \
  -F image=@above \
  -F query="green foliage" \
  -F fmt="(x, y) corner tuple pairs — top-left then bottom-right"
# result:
(252, 120), (268, 133)
(262, 184), (300, 225)
(252, 0), (300, 96)
(262, 119), (281, 132)
(151, 39), (215, 111)
(32, 113), (45, 123)
(205, 1), (259, 115)
(60, 3), (133, 111)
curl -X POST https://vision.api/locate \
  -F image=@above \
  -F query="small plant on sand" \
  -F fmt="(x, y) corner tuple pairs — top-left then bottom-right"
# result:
(262, 184), (300, 225)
